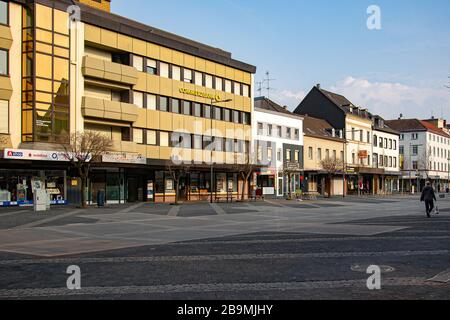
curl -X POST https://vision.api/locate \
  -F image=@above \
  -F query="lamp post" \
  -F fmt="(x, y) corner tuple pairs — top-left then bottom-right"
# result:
(209, 97), (232, 203)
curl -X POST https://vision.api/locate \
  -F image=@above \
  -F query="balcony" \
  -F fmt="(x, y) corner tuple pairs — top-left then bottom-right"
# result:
(81, 96), (139, 123)
(82, 56), (138, 86)
(111, 140), (137, 153)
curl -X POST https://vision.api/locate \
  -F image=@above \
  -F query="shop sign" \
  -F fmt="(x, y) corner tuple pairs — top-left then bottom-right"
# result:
(102, 153), (146, 164)
(179, 88), (221, 101)
(3, 149), (70, 162)
(263, 187), (275, 195)
(284, 162), (302, 172)
(358, 150), (368, 159)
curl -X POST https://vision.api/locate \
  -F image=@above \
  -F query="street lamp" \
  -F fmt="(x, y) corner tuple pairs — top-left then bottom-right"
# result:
(209, 97), (232, 203)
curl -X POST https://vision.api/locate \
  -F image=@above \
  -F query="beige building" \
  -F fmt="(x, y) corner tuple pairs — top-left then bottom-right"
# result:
(0, 0), (256, 206)
(303, 116), (345, 196)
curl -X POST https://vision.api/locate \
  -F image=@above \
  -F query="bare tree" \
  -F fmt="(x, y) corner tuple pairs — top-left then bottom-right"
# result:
(230, 153), (257, 202)
(282, 165), (302, 200)
(320, 157), (344, 198)
(166, 161), (192, 205)
(59, 131), (113, 208)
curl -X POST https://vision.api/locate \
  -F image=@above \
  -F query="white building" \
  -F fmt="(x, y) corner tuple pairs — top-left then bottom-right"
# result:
(252, 97), (304, 197)
(386, 119), (450, 193)
(372, 116), (401, 194)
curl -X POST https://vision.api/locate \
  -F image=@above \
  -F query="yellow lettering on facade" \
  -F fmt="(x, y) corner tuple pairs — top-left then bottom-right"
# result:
(179, 88), (221, 101)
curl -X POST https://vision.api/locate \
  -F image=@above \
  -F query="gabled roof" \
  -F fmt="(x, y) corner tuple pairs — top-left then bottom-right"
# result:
(303, 116), (345, 142)
(372, 115), (400, 135)
(254, 97), (302, 118)
(386, 119), (450, 138)
(313, 87), (371, 119)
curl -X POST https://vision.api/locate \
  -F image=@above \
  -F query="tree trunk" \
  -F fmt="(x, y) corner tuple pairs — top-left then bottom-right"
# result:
(80, 175), (87, 208)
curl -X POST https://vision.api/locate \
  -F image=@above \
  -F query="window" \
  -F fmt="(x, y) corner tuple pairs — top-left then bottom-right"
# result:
(412, 161), (418, 170)
(286, 149), (291, 161)
(234, 82), (241, 95)
(225, 80), (232, 93)
(294, 129), (299, 140)
(0, 49), (8, 75)
(384, 138), (388, 149)
(379, 137), (383, 148)
(159, 132), (169, 147)
(367, 132), (371, 144)
(159, 62), (169, 78)
(412, 133), (418, 140)
(242, 84), (250, 97)
(393, 140), (397, 150)
(146, 130), (156, 145)
(172, 65), (181, 81)
(267, 124), (273, 136)
(374, 135), (378, 147)
(294, 150), (299, 162)
(325, 149), (330, 159)
(193, 103), (202, 117)
(192, 135), (202, 150)
(194, 71), (203, 86)
(0, 100), (8, 133)
(133, 91), (144, 108)
(399, 146), (404, 155)
(205, 74), (213, 88)
(267, 147), (273, 162)
(286, 128), (292, 139)
(412, 145), (419, 156)
(223, 109), (231, 122)
(183, 101), (191, 115)
(258, 123), (264, 135)
(147, 94), (157, 110)
(0, 1), (8, 25)
(183, 69), (192, 83)
(214, 137), (224, 152)
(340, 151), (344, 160)
(277, 126), (282, 137)
(203, 135), (213, 150)
(214, 107), (222, 120)
(242, 112), (250, 125)
(133, 128), (144, 144)
(277, 149), (282, 161)
(379, 155), (384, 167)
(233, 110), (240, 124)
(159, 96), (168, 112)
(351, 128), (356, 140)
(133, 55), (144, 72)
(215, 77), (223, 91)
(317, 148), (322, 160)
(171, 99), (180, 114)
(308, 147), (313, 160)
(360, 130), (363, 142)
(400, 134), (404, 141)
(203, 105), (211, 119)
(146, 59), (157, 75)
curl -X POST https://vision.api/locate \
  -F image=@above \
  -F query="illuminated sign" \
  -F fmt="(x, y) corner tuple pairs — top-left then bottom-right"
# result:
(179, 88), (221, 101)
(3, 149), (70, 162)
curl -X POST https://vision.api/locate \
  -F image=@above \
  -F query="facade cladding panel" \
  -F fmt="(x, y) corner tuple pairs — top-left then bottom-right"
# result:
(1, 0), (257, 206)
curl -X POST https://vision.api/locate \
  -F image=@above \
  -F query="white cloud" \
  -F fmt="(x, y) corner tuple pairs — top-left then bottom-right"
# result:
(330, 76), (450, 119)
(269, 89), (306, 111)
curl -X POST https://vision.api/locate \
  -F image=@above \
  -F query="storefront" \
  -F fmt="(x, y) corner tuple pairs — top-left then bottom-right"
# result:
(0, 149), (69, 207)
(256, 168), (276, 198)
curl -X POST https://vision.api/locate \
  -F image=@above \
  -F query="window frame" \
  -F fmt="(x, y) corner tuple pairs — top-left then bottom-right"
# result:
(0, 99), (8, 134)
(0, 0), (8, 26)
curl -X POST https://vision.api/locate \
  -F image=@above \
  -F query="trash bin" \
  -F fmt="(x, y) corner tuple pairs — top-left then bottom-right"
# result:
(97, 190), (105, 207)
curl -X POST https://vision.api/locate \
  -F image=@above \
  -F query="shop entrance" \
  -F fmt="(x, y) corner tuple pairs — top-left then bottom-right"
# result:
(127, 177), (138, 203)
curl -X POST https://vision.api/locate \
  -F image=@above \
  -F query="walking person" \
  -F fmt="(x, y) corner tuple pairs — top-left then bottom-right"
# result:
(420, 181), (437, 218)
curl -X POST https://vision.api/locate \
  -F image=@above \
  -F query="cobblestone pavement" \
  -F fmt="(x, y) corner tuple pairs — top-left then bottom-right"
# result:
(0, 195), (449, 299)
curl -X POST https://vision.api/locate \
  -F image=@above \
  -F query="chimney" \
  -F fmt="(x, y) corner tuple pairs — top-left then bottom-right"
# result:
(398, 113), (403, 120)
(77, 0), (111, 12)
(316, 84), (321, 89)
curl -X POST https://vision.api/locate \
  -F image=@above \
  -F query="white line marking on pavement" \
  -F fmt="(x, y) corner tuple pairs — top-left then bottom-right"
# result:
(0, 250), (448, 266)
(209, 202), (226, 215)
(428, 269), (450, 283)
(12, 210), (83, 230)
(117, 202), (147, 214)
(167, 205), (181, 217)
(0, 277), (441, 298)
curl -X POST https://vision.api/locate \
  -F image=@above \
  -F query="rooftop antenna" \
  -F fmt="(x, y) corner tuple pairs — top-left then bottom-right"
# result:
(256, 81), (263, 97)
(262, 71), (276, 99)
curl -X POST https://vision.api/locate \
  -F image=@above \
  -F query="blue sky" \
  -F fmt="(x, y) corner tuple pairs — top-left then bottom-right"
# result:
(112, 0), (450, 120)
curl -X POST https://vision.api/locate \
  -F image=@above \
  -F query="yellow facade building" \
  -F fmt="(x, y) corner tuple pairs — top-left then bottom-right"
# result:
(0, 0), (256, 206)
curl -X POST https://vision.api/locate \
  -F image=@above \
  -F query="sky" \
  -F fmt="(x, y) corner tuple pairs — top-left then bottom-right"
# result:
(112, 0), (450, 121)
